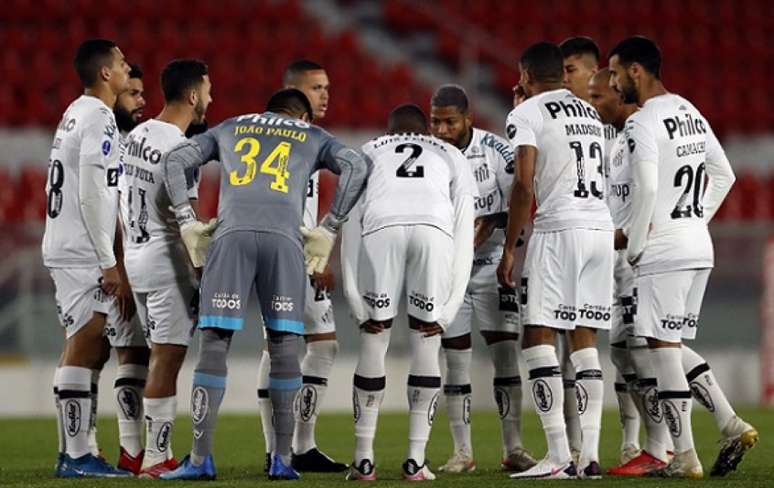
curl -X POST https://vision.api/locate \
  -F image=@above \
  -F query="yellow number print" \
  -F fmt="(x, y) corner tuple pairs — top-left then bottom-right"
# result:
(230, 138), (292, 193)
(260, 141), (291, 193)
(230, 137), (260, 186)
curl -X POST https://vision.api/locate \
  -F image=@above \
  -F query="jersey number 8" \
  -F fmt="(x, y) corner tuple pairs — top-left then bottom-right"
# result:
(230, 137), (291, 193)
(46, 159), (65, 218)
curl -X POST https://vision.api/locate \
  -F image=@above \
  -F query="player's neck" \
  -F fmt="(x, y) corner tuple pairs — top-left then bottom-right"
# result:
(637, 78), (667, 106)
(157, 104), (194, 133)
(458, 128), (473, 150)
(529, 81), (563, 96)
(84, 85), (117, 109)
(614, 105), (639, 131)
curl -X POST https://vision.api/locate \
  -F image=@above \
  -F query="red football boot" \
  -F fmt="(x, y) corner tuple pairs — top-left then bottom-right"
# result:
(607, 451), (668, 476)
(139, 457), (179, 479)
(117, 447), (144, 475)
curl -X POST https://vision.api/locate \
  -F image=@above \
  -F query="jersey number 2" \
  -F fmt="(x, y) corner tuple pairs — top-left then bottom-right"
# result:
(395, 143), (424, 178)
(231, 137), (291, 193)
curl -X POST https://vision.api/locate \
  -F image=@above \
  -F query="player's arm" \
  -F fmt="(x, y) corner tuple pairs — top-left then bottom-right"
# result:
(702, 126), (736, 223)
(340, 198), (369, 324)
(112, 220), (136, 321)
(624, 118), (659, 266)
(439, 153), (477, 330)
(162, 130), (220, 267)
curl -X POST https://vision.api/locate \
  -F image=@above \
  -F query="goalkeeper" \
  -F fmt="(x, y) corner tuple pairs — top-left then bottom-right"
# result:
(160, 88), (370, 481)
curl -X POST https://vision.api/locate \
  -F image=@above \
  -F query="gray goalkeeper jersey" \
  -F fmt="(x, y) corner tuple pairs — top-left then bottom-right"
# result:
(163, 111), (369, 248)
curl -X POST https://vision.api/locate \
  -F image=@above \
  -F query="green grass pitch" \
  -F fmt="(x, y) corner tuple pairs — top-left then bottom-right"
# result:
(1, 408), (771, 486)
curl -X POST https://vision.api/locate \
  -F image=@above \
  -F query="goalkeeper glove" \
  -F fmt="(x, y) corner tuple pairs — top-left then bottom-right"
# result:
(300, 225), (337, 275)
(174, 204), (218, 268)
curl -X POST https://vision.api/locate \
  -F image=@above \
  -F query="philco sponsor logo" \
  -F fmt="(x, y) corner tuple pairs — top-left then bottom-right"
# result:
(191, 386), (209, 425)
(212, 292), (241, 311)
(65, 399), (81, 437)
(271, 295), (294, 312)
(409, 291), (435, 312)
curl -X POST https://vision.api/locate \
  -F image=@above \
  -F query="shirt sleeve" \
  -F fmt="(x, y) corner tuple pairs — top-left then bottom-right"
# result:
(702, 125), (735, 222)
(340, 198), (369, 324)
(623, 114), (659, 264)
(505, 102), (542, 149)
(163, 127), (219, 208)
(78, 108), (118, 269)
(493, 137), (515, 211)
(316, 130), (371, 230)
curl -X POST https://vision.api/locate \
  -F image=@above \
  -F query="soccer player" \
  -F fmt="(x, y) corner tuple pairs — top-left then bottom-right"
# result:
(559, 36), (600, 104)
(498, 42), (614, 480)
(429, 84), (536, 473)
(256, 60), (346, 473)
(160, 89), (369, 481)
(43, 38), (138, 478)
(114, 64), (146, 135)
(341, 104), (476, 481)
(119, 59), (213, 478)
(608, 36), (757, 478)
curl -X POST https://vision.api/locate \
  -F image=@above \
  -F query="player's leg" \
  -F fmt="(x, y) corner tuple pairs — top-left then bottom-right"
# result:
(256, 340), (273, 471)
(138, 285), (197, 478)
(112, 341), (149, 474)
(635, 270), (702, 478)
(52, 268), (129, 477)
(88, 339), (111, 458)
(291, 280), (345, 472)
(511, 231), (575, 480)
(438, 303), (475, 474)
(477, 271), (535, 473)
(559, 335), (582, 462)
(610, 341), (642, 463)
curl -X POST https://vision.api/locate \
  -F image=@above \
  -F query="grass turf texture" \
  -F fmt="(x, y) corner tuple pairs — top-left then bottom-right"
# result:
(0, 409), (771, 487)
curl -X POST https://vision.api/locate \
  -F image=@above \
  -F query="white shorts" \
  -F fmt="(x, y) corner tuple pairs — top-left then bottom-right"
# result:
(134, 284), (197, 347)
(633, 268), (710, 343)
(610, 251), (636, 345)
(359, 225), (453, 323)
(49, 267), (146, 347)
(521, 228), (614, 331)
(444, 258), (520, 339)
(303, 278), (335, 335)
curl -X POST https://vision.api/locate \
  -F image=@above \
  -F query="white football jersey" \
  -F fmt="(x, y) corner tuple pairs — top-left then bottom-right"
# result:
(625, 93), (731, 275)
(119, 119), (199, 291)
(303, 171), (319, 228)
(505, 88), (613, 233)
(605, 130), (633, 230)
(463, 128), (514, 259)
(42, 95), (121, 268)
(358, 133), (478, 237)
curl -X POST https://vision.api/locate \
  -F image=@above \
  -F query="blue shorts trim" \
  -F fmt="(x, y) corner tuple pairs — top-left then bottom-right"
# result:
(269, 376), (303, 390)
(193, 372), (227, 389)
(265, 318), (304, 335)
(199, 315), (244, 330)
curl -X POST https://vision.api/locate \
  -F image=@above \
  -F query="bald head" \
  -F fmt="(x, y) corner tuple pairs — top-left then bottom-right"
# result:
(588, 67), (635, 129)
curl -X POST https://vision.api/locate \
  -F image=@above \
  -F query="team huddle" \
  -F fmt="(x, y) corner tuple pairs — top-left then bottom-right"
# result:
(43, 35), (758, 481)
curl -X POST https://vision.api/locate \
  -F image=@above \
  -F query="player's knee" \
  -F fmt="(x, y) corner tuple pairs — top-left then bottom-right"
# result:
(116, 345), (150, 366)
(442, 333), (471, 350)
(196, 328), (233, 375)
(609, 343), (631, 373)
(268, 332), (301, 379)
(481, 330), (519, 345)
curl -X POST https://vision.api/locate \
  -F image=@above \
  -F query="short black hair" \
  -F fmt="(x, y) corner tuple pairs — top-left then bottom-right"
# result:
(161, 59), (208, 103)
(74, 39), (117, 87)
(609, 36), (662, 79)
(128, 63), (143, 79)
(519, 42), (564, 83)
(430, 84), (469, 113)
(559, 36), (600, 63)
(387, 103), (428, 134)
(283, 59), (325, 86)
(266, 88), (314, 121)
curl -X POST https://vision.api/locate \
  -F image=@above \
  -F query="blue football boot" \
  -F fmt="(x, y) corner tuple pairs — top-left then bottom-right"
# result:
(54, 452), (65, 477)
(56, 453), (132, 478)
(160, 454), (216, 481)
(269, 454), (300, 480)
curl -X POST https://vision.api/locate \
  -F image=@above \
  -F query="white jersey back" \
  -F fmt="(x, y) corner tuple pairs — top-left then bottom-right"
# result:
(463, 128), (514, 259)
(625, 93), (728, 274)
(359, 133), (478, 237)
(605, 130), (633, 230)
(303, 171), (319, 228)
(119, 119), (199, 291)
(42, 95), (120, 268)
(505, 88), (613, 232)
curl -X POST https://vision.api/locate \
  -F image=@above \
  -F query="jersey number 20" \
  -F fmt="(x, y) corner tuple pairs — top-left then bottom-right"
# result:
(231, 137), (291, 193)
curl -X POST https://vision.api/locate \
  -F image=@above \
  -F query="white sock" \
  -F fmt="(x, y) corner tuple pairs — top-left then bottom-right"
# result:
(488, 340), (523, 454)
(560, 341), (581, 454)
(353, 327), (390, 465)
(143, 396), (176, 468)
(523, 344), (571, 465)
(114, 363), (147, 457)
(58, 366), (92, 459)
(443, 347), (472, 454)
(570, 347), (603, 467)
(257, 349), (275, 455)
(53, 368), (65, 454)
(682, 345), (736, 432)
(293, 340), (338, 454)
(610, 346), (641, 450)
(651, 347), (695, 454)
(406, 330), (441, 466)
(88, 369), (100, 456)
(628, 340), (669, 461)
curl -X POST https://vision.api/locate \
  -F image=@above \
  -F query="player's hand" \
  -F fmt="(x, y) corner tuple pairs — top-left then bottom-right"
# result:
(115, 267), (136, 322)
(614, 229), (628, 250)
(300, 225), (336, 275)
(474, 216), (497, 250)
(311, 264), (336, 292)
(181, 218), (218, 268)
(497, 249), (516, 288)
(100, 266), (122, 295)
(362, 320), (386, 334)
(418, 323), (444, 337)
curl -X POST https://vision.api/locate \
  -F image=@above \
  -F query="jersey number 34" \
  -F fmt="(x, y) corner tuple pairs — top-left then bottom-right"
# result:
(230, 137), (291, 193)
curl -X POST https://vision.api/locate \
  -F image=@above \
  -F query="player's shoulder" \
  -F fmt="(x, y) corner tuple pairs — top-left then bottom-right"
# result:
(73, 95), (115, 124)
(472, 127), (513, 162)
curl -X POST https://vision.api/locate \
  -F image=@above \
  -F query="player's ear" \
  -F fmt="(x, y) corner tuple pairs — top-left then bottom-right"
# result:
(99, 64), (112, 83)
(188, 89), (198, 108)
(300, 112), (311, 123)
